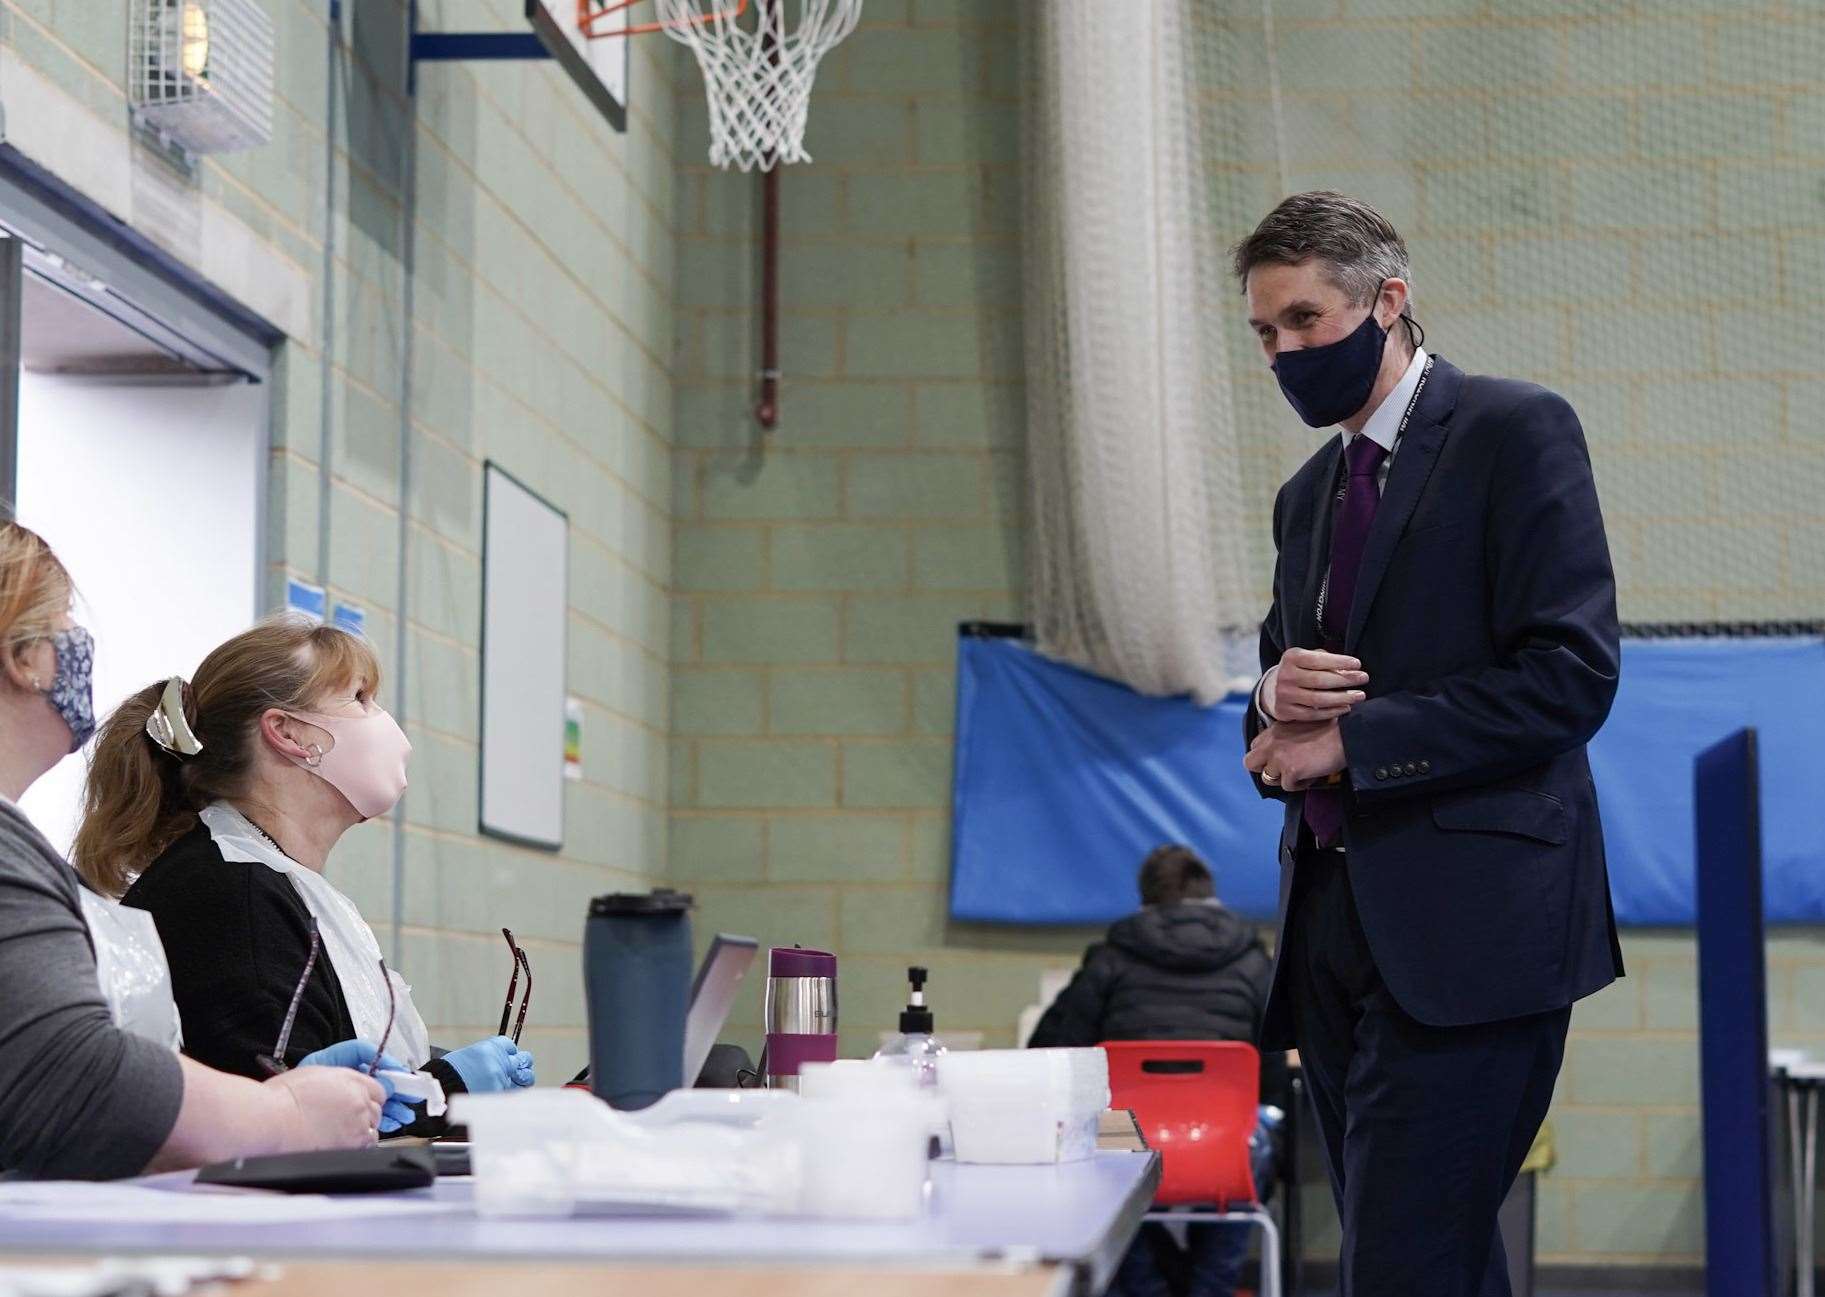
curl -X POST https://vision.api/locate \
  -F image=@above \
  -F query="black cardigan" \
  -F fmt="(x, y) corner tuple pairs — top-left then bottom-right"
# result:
(122, 823), (462, 1108)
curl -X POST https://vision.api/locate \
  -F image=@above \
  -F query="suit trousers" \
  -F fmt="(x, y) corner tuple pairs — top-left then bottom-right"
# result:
(1286, 846), (1570, 1297)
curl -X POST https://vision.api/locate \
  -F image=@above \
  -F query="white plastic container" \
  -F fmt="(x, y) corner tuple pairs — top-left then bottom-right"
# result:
(454, 1089), (597, 1217)
(938, 1047), (1110, 1165)
(798, 1057), (949, 1143)
(785, 1060), (932, 1220)
(453, 1089), (796, 1219)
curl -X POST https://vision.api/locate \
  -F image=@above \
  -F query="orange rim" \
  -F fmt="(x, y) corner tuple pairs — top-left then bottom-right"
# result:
(577, 0), (749, 39)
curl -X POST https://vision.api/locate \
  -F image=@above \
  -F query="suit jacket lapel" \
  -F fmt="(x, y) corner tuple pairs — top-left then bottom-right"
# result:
(1295, 439), (1341, 651)
(1344, 358), (1464, 653)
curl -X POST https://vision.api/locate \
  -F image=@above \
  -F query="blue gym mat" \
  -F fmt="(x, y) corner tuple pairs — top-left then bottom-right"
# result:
(949, 635), (1825, 926)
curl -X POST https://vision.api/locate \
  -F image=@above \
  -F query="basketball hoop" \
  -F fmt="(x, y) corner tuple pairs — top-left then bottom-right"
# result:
(577, 0), (748, 39)
(656, 0), (863, 171)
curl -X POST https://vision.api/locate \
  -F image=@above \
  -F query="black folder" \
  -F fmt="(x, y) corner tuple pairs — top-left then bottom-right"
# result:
(195, 1145), (436, 1194)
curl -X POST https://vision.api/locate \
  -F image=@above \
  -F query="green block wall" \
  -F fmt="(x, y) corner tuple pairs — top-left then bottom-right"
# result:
(669, 0), (1100, 1062)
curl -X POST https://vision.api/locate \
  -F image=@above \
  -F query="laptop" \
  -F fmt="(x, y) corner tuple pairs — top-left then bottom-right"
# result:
(682, 933), (760, 1085)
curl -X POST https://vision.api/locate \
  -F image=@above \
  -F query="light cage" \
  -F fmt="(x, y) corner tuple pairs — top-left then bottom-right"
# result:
(130, 0), (275, 155)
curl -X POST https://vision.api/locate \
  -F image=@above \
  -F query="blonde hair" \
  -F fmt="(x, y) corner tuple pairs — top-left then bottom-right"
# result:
(72, 612), (381, 897)
(0, 521), (74, 674)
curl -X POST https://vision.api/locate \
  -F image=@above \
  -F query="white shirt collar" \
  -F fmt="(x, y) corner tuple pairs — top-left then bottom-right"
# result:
(1342, 345), (1428, 453)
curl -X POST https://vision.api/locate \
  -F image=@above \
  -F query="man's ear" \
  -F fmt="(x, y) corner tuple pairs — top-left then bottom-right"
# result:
(1378, 277), (1409, 329)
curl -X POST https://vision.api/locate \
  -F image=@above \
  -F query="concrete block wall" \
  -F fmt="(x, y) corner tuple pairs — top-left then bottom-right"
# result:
(669, 0), (1098, 1061)
(0, 0), (680, 1083)
(1199, 0), (1825, 629)
(1192, 0), (1825, 1270)
(386, 1), (676, 1083)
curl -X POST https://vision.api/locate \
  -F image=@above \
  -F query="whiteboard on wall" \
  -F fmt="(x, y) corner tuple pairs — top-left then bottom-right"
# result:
(479, 463), (569, 850)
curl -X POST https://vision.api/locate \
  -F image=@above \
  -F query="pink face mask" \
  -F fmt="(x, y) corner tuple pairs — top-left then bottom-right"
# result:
(288, 707), (412, 820)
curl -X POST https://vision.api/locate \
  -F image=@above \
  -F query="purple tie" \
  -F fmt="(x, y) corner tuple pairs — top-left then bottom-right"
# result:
(1303, 435), (1387, 847)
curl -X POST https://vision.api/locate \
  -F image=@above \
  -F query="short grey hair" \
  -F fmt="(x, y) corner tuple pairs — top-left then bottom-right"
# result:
(1231, 191), (1416, 316)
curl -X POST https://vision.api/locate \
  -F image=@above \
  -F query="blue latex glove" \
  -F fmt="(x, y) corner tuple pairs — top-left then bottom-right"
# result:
(443, 1035), (535, 1092)
(296, 1039), (416, 1133)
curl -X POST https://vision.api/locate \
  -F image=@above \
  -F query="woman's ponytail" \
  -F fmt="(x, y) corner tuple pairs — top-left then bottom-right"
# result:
(70, 682), (197, 897)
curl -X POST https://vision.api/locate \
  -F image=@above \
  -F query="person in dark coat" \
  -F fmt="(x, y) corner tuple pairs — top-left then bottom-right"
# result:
(1030, 846), (1280, 1297)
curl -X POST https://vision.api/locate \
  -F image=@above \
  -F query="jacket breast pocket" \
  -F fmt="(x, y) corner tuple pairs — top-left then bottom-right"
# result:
(1431, 788), (1568, 846)
(1395, 519), (1467, 554)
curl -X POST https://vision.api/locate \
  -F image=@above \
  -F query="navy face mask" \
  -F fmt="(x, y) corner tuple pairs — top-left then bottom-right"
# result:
(1271, 300), (1391, 429)
(47, 626), (95, 753)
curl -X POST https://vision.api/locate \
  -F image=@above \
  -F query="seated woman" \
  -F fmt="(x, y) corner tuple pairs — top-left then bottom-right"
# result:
(0, 522), (393, 1178)
(73, 614), (535, 1108)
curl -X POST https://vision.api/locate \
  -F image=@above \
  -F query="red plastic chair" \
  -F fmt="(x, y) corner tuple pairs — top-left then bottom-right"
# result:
(1103, 1040), (1281, 1297)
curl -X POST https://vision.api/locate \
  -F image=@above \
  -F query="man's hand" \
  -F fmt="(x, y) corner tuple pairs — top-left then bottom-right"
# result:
(1260, 649), (1369, 722)
(1245, 719), (1348, 793)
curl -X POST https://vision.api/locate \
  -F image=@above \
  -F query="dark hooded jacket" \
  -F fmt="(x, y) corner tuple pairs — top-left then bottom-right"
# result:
(1028, 900), (1284, 1100)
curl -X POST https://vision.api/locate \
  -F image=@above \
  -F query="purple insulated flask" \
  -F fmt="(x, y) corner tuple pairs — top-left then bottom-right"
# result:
(763, 947), (837, 1090)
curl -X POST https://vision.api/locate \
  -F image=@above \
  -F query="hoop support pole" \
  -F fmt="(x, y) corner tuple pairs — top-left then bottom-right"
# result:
(753, 16), (781, 431)
(755, 161), (779, 430)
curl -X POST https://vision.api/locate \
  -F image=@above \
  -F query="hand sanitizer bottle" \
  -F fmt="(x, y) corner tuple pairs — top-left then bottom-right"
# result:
(872, 966), (946, 1088)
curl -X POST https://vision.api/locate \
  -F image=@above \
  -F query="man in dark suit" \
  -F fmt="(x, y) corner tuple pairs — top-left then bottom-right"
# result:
(1234, 192), (1623, 1297)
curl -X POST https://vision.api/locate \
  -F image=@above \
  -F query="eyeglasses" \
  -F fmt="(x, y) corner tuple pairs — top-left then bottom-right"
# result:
(257, 916), (322, 1076)
(499, 927), (532, 1045)
(367, 957), (396, 1077)
(257, 915), (397, 1079)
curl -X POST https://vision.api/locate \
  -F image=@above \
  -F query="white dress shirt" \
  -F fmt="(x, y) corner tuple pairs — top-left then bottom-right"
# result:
(1255, 346), (1429, 725)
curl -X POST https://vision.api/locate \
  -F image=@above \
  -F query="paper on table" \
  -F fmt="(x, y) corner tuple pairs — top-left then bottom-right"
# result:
(0, 1180), (457, 1225)
(0, 1255), (267, 1297)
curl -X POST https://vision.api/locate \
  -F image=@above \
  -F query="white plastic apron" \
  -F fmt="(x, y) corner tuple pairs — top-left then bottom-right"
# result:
(199, 802), (431, 1068)
(78, 886), (183, 1051)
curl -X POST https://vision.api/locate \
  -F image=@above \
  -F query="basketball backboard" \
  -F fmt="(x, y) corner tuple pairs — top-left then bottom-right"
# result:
(526, 1), (628, 132)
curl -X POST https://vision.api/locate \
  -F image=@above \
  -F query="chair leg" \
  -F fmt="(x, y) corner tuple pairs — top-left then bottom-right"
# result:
(1139, 1207), (1281, 1297)
(1244, 1208), (1282, 1297)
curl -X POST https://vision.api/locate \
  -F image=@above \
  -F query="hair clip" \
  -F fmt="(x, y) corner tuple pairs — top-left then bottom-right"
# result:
(145, 676), (203, 757)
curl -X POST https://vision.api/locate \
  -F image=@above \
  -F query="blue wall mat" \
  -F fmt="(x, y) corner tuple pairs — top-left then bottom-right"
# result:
(949, 636), (1825, 926)
(1587, 638), (1825, 924)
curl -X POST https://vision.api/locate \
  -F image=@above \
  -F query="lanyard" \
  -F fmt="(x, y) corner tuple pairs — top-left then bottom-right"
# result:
(1315, 354), (1436, 640)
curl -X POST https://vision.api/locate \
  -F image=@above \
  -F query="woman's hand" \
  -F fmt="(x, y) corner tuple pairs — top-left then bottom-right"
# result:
(442, 1035), (536, 1092)
(296, 1038), (417, 1132)
(263, 1066), (384, 1152)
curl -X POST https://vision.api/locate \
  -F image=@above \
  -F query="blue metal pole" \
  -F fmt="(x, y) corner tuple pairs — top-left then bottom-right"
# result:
(1696, 727), (1775, 1297)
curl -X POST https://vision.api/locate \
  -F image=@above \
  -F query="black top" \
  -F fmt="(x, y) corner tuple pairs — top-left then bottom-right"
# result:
(1027, 900), (1285, 1104)
(122, 823), (462, 1109)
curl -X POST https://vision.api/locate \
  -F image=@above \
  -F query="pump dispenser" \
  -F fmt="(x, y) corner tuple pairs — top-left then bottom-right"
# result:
(899, 966), (934, 1034)
(873, 965), (946, 1088)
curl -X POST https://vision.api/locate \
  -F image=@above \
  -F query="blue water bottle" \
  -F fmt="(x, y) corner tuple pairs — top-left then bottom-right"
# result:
(584, 888), (694, 1110)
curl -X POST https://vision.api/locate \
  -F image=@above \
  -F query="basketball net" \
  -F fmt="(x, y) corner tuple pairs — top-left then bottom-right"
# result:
(658, 0), (862, 170)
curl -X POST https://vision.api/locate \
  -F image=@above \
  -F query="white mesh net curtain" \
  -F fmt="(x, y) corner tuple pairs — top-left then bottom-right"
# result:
(1022, 0), (1258, 705)
(1022, 0), (1825, 705)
